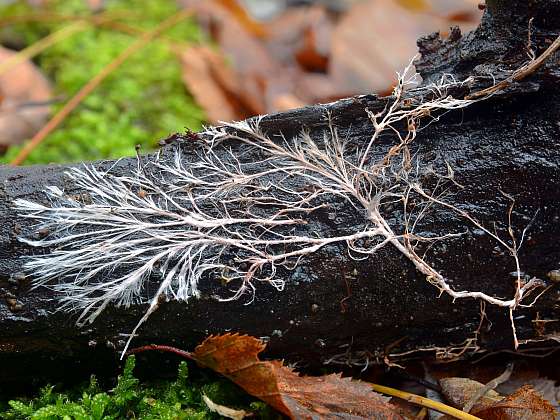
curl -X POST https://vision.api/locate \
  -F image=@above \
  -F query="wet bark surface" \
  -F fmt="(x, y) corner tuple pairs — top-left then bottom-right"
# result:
(0, 0), (559, 388)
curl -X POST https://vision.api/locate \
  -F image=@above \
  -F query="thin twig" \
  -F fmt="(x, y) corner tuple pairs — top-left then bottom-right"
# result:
(10, 9), (192, 166)
(0, 11), (141, 77)
(0, 21), (90, 76)
(471, 347), (559, 363)
(371, 384), (483, 420)
(466, 34), (560, 99)
(127, 344), (194, 360)
(98, 20), (185, 47)
(0, 11), (135, 27)
(462, 362), (514, 413)
(0, 11), (181, 47)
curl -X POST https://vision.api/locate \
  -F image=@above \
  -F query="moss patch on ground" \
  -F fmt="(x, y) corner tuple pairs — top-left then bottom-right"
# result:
(0, 0), (206, 164)
(0, 356), (281, 419)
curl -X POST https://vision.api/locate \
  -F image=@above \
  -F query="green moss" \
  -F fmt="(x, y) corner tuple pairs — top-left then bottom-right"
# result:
(0, 356), (282, 419)
(0, 0), (206, 164)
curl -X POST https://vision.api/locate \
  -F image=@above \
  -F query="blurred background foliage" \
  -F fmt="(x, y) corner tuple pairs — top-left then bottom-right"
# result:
(0, 0), (481, 165)
(0, 0), (206, 164)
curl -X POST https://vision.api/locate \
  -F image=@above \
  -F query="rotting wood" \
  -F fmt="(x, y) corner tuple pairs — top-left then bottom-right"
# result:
(0, 0), (559, 387)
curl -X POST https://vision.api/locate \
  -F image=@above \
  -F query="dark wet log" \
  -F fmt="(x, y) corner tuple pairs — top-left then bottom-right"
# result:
(0, 1), (559, 387)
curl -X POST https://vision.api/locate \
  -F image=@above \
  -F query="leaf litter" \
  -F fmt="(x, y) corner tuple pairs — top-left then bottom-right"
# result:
(129, 333), (560, 419)
(179, 0), (483, 119)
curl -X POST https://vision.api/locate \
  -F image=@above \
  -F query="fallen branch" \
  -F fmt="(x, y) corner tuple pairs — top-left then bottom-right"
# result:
(0, 0), (559, 386)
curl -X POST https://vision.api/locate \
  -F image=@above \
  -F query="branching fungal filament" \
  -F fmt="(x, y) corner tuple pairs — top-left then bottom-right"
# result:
(15, 58), (548, 355)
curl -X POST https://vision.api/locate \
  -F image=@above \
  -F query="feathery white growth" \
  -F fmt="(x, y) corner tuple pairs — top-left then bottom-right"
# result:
(15, 60), (545, 352)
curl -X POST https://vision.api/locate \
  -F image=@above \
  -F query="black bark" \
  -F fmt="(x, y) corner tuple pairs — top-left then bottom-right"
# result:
(0, 2), (559, 387)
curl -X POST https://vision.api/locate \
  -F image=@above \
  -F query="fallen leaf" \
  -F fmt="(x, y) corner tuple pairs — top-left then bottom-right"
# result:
(497, 368), (560, 411)
(294, 26), (329, 73)
(193, 334), (403, 419)
(0, 46), (52, 149)
(202, 394), (248, 420)
(330, 0), (442, 94)
(178, 0), (484, 115)
(265, 5), (333, 59)
(472, 385), (557, 420)
(181, 0), (280, 114)
(264, 5), (339, 104)
(329, 0), (483, 95)
(180, 46), (258, 123)
(181, 0), (333, 113)
(439, 377), (504, 413)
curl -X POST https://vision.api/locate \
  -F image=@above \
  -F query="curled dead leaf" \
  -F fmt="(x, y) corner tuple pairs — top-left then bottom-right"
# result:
(472, 385), (557, 420)
(181, 45), (270, 122)
(193, 334), (403, 419)
(498, 375), (560, 412)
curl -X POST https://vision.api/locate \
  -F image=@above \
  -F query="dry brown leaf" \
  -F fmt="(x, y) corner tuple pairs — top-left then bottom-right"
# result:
(497, 367), (560, 412)
(180, 46), (259, 123)
(329, 0), (483, 95)
(330, 0), (445, 94)
(259, 4), (351, 103)
(0, 46), (52, 148)
(181, 0), (280, 114)
(180, 45), (239, 123)
(179, 0), (483, 113)
(294, 26), (329, 73)
(181, 0), (335, 113)
(269, 6), (332, 73)
(472, 385), (557, 420)
(192, 334), (403, 419)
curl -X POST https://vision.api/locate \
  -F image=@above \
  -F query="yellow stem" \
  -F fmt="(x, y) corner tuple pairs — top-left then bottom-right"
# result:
(371, 383), (483, 420)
